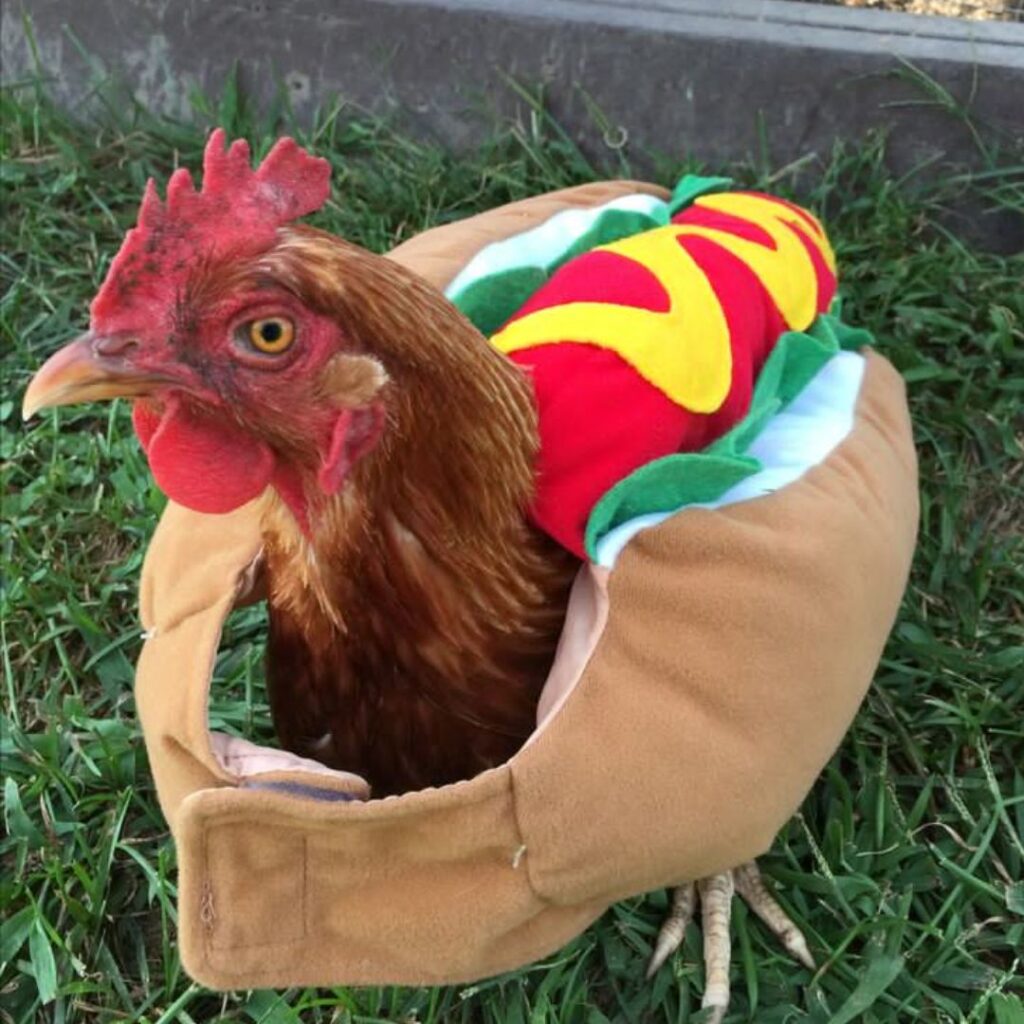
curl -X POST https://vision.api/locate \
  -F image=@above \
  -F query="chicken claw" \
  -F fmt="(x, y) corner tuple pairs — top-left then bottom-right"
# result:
(645, 881), (697, 979)
(647, 860), (814, 1023)
(733, 860), (815, 969)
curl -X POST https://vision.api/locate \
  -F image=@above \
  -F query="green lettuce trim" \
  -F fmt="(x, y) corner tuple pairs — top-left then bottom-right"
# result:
(667, 173), (734, 215)
(582, 311), (874, 560)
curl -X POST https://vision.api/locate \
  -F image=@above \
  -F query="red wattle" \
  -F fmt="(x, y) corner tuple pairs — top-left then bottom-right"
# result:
(134, 397), (275, 514)
(132, 403), (161, 451)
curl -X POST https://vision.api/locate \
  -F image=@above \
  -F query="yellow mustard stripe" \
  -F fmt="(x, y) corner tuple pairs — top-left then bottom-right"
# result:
(705, 192), (835, 271)
(705, 192), (836, 274)
(490, 225), (733, 412)
(673, 193), (829, 333)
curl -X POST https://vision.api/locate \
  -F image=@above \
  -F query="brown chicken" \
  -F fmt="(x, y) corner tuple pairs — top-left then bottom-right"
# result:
(23, 130), (577, 795)
(24, 131), (815, 1020)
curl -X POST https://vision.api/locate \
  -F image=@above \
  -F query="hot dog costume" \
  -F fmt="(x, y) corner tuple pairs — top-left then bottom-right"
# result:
(71, 166), (917, 990)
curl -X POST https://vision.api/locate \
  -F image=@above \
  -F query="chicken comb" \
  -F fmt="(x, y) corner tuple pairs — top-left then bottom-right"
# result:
(90, 128), (332, 327)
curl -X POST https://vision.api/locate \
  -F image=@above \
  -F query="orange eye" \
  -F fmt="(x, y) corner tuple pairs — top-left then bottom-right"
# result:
(248, 317), (295, 354)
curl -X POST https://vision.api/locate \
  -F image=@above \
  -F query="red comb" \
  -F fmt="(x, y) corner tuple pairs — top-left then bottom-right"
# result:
(90, 129), (331, 328)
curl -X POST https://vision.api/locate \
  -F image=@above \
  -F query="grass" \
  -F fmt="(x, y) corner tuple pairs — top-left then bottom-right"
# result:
(1, 71), (1023, 1024)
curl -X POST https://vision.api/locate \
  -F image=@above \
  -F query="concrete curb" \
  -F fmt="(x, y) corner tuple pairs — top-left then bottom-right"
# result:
(3, 0), (1022, 245)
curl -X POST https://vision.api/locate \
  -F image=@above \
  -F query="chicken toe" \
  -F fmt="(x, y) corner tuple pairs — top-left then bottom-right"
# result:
(733, 860), (815, 969)
(645, 881), (696, 978)
(647, 860), (813, 1021)
(697, 872), (735, 1023)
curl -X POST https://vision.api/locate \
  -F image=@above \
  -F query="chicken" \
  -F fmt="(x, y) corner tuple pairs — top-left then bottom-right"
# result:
(22, 130), (578, 794)
(24, 129), (814, 1019)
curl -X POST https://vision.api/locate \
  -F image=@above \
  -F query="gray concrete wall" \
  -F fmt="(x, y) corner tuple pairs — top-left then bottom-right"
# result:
(3, 1), (1022, 245)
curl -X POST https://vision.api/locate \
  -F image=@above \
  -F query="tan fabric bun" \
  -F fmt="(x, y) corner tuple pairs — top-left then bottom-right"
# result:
(130, 183), (918, 988)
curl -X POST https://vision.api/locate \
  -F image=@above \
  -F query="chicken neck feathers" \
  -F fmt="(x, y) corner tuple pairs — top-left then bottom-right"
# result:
(255, 228), (578, 794)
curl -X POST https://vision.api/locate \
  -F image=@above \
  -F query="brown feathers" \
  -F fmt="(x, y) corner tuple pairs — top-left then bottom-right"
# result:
(256, 228), (579, 795)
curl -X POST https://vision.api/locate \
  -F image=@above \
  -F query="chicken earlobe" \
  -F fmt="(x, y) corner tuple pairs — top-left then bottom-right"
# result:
(316, 403), (387, 497)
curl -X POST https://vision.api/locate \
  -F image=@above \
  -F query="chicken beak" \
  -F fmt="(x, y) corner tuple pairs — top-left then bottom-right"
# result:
(22, 333), (166, 419)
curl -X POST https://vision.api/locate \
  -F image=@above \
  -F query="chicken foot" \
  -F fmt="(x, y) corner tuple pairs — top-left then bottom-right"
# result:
(646, 860), (814, 1023)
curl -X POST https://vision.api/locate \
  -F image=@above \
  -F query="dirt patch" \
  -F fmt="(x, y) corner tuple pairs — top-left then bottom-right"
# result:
(803, 0), (1020, 19)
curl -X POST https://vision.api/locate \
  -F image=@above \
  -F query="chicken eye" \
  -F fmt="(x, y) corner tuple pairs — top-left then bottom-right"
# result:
(247, 317), (295, 354)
